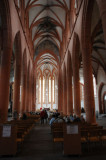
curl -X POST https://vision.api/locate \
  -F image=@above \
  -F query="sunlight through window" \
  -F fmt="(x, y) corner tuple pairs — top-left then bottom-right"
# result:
(49, 77), (51, 102)
(39, 77), (41, 103)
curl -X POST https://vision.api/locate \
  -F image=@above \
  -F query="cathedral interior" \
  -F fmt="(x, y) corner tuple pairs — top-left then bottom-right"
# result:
(0, 0), (106, 159)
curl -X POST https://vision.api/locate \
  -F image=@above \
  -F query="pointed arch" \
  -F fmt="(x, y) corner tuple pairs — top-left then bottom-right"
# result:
(98, 82), (105, 114)
(13, 31), (22, 115)
(21, 49), (27, 113)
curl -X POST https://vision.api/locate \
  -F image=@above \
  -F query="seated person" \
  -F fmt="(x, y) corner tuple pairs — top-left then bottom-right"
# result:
(22, 112), (27, 120)
(73, 115), (81, 122)
(49, 115), (56, 126)
(65, 116), (71, 123)
(53, 115), (65, 123)
(70, 114), (74, 122)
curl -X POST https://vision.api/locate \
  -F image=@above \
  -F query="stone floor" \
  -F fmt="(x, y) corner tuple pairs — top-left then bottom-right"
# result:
(0, 117), (106, 160)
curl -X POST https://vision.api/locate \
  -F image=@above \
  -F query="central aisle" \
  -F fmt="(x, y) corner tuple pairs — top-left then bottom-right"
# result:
(18, 122), (63, 159)
(15, 121), (106, 160)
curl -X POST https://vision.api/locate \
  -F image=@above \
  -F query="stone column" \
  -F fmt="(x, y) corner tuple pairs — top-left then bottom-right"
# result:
(82, 43), (96, 123)
(21, 74), (27, 114)
(72, 40), (81, 117)
(29, 73), (32, 112)
(58, 70), (61, 112)
(26, 73), (29, 112)
(60, 76), (64, 113)
(0, 47), (12, 122)
(67, 66), (73, 115)
(32, 73), (35, 112)
(58, 69), (63, 113)
(63, 67), (67, 115)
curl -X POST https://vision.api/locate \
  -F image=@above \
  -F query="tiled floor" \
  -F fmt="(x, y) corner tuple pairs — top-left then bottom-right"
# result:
(0, 117), (106, 160)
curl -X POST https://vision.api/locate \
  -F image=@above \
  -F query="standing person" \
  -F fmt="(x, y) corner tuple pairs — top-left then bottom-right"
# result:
(40, 109), (45, 124)
(13, 110), (18, 120)
(44, 110), (48, 124)
(70, 114), (74, 122)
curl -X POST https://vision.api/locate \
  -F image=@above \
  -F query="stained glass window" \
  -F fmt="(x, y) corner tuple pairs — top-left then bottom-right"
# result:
(43, 76), (45, 103)
(52, 76), (55, 103)
(49, 77), (51, 102)
(39, 77), (41, 103)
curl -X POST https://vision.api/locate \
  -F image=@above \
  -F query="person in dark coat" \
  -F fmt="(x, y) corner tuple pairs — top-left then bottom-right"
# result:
(40, 109), (45, 124)
(44, 110), (48, 124)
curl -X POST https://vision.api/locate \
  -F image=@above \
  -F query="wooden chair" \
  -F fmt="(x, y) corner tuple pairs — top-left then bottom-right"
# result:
(52, 122), (64, 143)
(99, 129), (106, 145)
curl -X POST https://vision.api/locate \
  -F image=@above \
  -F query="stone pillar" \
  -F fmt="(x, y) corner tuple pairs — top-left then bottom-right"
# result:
(97, 0), (106, 46)
(13, 61), (21, 117)
(21, 74), (27, 114)
(32, 72), (35, 112)
(72, 38), (81, 117)
(60, 74), (63, 113)
(26, 74), (29, 112)
(67, 65), (73, 115)
(58, 69), (63, 113)
(58, 70), (61, 112)
(63, 67), (67, 115)
(0, 47), (12, 122)
(82, 43), (96, 123)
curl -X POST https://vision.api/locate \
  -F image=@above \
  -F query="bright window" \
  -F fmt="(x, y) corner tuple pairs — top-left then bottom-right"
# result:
(49, 77), (51, 102)
(39, 77), (41, 103)
(75, 0), (78, 9)
(52, 76), (55, 103)
(93, 75), (97, 97)
(43, 76), (45, 103)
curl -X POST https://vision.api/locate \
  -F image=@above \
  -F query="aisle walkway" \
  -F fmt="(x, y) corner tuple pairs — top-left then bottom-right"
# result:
(1, 119), (106, 160)
(18, 122), (63, 160)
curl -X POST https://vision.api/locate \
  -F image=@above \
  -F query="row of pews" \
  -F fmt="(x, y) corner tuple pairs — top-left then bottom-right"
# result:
(10, 115), (40, 143)
(51, 122), (106, 153)
(0, 115), (40, 156)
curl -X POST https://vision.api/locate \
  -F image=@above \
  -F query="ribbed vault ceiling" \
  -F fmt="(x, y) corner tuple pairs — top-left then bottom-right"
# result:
(25, 0), (70, 58)
(91, 1), (106, 77)
(14, 0), (106, 77)
(36, 53), (58, 75)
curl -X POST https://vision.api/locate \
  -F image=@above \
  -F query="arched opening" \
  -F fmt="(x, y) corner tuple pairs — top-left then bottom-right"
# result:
(98, 82), (105, 114)
(12, 31), (22, 118)
(8, 49), (15, 117)
(72, 33), (81, 117)
(103, 93), (106, 114)
(35, 52), (58, 111)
